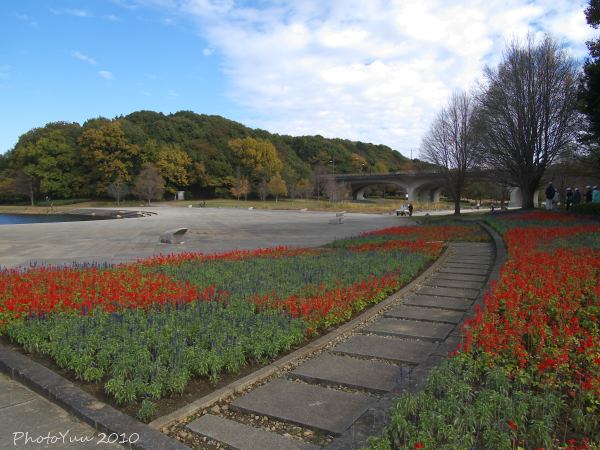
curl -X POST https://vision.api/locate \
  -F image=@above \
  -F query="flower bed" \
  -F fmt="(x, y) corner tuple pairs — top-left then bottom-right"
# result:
(367, 211), (600, 449)
(0, 223), (487, 420)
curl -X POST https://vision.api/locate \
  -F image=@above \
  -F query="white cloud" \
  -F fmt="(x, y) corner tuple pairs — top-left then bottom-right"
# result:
(134, 0), (596, 156)
(202, 48), (213, 56)
(72, 51), (97, 65)
(98, 70), (114, 80)
(105, 14), (120, 21)
(50, 8), (91, 17)
(11, 12), (38, 27)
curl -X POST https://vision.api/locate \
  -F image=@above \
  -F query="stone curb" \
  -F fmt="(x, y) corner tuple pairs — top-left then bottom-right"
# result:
(148, 248), (452, 432)
(325, 222), (506, 450)
(0, 344), (188, 450)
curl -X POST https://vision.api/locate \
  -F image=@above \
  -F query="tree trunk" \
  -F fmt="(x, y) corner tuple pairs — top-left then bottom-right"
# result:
(520, 184), (534, 209)
(454, 197), (461, 215)
(29, 186), (34, 206)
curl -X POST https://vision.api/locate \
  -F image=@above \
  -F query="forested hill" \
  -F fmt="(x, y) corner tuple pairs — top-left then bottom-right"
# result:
(0, 110), (411, 199)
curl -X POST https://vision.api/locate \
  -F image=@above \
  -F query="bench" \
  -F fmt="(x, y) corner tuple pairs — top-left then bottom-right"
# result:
(329, 211), (345, 224)
(159, 228), (188, 244)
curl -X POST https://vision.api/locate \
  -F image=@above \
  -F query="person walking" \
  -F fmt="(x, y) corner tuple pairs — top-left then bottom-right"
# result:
(586, 186), (593, 203)
(593, 186), (600, 203)
(573, 188), (582, 206)
(552, 190), (559, 210)
(545, 182), (555, 210)
(565, 188), (573, 211)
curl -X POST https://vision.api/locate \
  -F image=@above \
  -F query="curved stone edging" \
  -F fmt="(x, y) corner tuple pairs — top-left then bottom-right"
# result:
(148, 247), (453, 432)
(0, 344), (188, 450)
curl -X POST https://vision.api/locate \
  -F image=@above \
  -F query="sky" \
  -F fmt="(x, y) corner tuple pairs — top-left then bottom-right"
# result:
(0, 0), (595, 158)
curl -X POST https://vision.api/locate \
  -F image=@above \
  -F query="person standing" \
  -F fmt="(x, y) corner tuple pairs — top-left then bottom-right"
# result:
(573, 188), (582, 206)
(552, 190), (559, 210)
(586, 186), (593, 203)
(593, 186), (600, 203)
(545, 182), (555, 210)
(565, 188), (573, 211)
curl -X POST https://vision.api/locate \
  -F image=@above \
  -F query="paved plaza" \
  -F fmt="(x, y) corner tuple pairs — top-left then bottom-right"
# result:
(0, 207), (403, 269)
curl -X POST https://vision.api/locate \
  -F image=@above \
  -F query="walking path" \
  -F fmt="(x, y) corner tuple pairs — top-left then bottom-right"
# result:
(184, 240), (498, 449)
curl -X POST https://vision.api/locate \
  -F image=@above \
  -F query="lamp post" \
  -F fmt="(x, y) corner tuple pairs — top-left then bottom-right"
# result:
(329, 156), (335, 175)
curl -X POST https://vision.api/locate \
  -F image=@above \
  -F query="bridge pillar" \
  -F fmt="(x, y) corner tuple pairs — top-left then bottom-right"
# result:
(509, 187), (521, 207)
(431, 188), (441, 203)
(354, 187), (366, 200)
(509, 187), (542, 207)
(533, 189), (541, 207)
(405, 186), (418, 202)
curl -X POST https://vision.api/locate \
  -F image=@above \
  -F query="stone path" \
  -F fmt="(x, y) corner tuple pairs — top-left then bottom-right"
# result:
(186, 241), (495, 449)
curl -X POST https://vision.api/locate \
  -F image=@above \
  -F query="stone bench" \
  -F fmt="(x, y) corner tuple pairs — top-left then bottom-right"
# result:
(159, 228), (188, 244)
(329, 211), (345, 224)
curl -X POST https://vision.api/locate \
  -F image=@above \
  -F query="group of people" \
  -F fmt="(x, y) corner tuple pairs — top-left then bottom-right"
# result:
(545, 182), (600, 210)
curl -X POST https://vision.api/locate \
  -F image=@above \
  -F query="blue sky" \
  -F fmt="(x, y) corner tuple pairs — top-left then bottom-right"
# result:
(0, 0), (595, 157)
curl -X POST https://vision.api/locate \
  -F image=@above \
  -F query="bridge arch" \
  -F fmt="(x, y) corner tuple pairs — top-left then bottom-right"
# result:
(327, 172), (446, 202)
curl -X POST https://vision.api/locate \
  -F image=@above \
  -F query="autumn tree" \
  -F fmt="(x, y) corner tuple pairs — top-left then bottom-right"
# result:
(132, 164), (165, 205)
(154, 144), (193, 194)
(296, 178), (313, 199)
(268, 174), (288, 202)
(79, 121), (140, 194)
(228, 137), (283, 180)
(478, 35), (579, 208)
(230, 177), (251, 200)
(421, 91), (481, 215)
(350, 153), (368, 173)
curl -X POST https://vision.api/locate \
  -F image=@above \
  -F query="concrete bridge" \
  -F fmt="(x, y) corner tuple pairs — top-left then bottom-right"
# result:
(327, 172), (445, 202)
(328, 171), (542, 206)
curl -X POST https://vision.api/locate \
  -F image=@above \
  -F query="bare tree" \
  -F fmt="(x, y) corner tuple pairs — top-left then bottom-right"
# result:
(107, 178), (129, 206)
(230, 177), (250, 201)
(13, 170), (37, 206)
(256, 177), (269, 201)
(132, 164), (165, 205)
(311, 165), (327, 201)
(420, 91), (481, 214)
(324, 179), (349, 202)
(478, 35), (580, 208)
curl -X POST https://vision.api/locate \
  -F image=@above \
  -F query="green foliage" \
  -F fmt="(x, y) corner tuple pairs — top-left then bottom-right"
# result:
(365, 356), (570, 450)
(571, 202), (600, 215)
(151, 249), (428, 302)
(6, 300), (306, 413)
(2, 111), (408, 200)
(137, 399), (158, 423)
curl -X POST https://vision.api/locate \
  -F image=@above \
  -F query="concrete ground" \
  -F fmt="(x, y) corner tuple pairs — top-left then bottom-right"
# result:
(0, 207), (411, 269)
(0, 374), (121, 450)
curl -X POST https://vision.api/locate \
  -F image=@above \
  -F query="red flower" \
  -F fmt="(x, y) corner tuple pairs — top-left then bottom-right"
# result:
(414, 443), (425, 449)
(508, 419), (517, 432)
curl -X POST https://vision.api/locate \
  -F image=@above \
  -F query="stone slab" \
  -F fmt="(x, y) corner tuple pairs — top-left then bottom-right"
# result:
(291, 353), (404, 394)
(384, 305), (464, 324)
(443, 261), (491, 269)
(446, 256), (492, 263)
(364, 318), (454, 341)
(425, 277), (484, 290)
(332, 335), (434, 364)
(438, 266), (490, 275)
(230, 379), (375, 435)
(432, 273), (488, 283)
(403, 294), (473, 311)
(418, 286), (480, 300)
(187, 414), (318, 450)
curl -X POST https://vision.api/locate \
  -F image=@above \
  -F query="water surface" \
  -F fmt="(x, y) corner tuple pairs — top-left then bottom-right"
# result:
(0, 214), (104, 225)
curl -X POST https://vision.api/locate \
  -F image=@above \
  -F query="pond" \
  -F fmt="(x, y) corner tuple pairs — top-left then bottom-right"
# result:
(0, 214), (105, 225)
